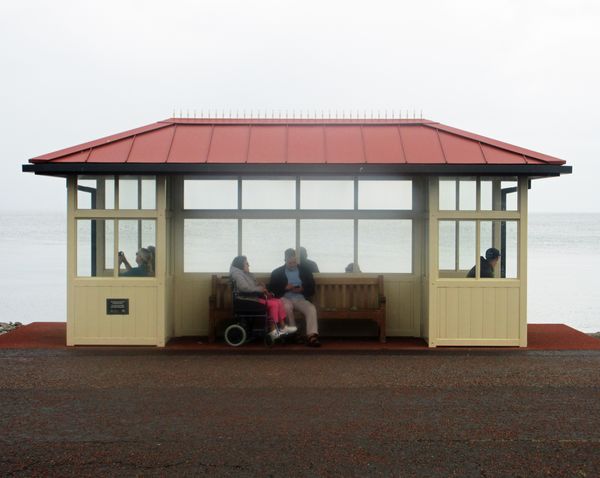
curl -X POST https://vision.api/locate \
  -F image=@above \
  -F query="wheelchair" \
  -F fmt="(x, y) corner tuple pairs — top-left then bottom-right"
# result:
(223, 280), (280, 347)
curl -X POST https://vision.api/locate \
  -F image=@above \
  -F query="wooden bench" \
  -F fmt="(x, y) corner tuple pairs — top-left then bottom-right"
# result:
(209, 274), (386, 343)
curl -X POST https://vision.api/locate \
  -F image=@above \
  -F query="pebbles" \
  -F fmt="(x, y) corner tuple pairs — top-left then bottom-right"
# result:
(0, 322), (22, 335)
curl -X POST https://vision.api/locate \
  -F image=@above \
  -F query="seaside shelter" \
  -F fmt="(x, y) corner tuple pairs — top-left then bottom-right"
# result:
(23, 117), (571, 347)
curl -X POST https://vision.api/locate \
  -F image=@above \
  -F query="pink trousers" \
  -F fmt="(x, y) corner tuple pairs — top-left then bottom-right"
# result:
(258, 297), (287, 325)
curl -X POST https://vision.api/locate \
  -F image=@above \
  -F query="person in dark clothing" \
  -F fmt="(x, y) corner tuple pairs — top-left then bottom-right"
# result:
(299, 247), (320, 273)
(269, 248), (320, 347)
(467, 247), (501, 278)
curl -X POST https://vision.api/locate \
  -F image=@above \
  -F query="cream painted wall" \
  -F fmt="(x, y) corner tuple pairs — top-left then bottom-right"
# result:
(172, 274), (422, 338)
(425, 177), (529, 347)
(71, 282), (159, 345)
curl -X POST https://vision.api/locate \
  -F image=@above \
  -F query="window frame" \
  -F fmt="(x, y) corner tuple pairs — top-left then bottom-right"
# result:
(180, 175), (420, 274)
(435, 176), (523, 280)
(72, 175), (160, 280)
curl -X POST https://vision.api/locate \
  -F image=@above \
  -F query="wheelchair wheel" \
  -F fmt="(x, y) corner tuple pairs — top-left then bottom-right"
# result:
(224, 324), (247, 347)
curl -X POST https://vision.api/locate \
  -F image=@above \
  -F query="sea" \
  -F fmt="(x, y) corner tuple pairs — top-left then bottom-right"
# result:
(1, 212), (599, 333)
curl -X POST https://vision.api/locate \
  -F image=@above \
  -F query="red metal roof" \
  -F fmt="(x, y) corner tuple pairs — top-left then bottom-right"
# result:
(29, 118), (566, 166)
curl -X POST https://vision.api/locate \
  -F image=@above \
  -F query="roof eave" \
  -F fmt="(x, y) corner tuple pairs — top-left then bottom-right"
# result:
(22, 162), (573, 177)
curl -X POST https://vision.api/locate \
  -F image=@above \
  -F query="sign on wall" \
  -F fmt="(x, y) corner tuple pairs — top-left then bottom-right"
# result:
(106, 298), (129, 315)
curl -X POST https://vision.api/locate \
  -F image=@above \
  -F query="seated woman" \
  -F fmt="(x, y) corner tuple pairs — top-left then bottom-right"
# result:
(119, 248), (154, 277)
(230, 255), (296, 338)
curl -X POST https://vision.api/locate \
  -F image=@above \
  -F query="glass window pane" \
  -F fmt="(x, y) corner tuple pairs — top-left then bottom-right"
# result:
(458, 180), (476, 211)
(480, 178), (518, 211)
(358, 220), (412, 273)
(439, 179), (456, 211)
(480, 221), (493, 257)
(458, 221), (476, 270)
(118, 220), (156, 277)
(242, 180), (295, 209)
(184, 180), (238, 209)
(77, 176), (115, 210)
(105, 221), (114, 270)
(480, 220), (518, 278)
(480, 181), (493, 210)
(77, 219), (114, 277)
(504, 221), (518, 278)
(119, 178), (138, 209)
(242, 220), (296, 272)
(439, 220), (476, 278)
(438, 220), (456, 277)
(300, 220), (353, 272)
(184, 219), (238, 272)
(118, 176), (156, 210)
(141, 178), (156, 209)
(300, 181), (354, 210)
(502, 181), (518, 211)
(358, 180), (412, 210)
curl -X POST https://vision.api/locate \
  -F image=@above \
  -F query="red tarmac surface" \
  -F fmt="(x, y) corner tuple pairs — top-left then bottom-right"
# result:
(2, 323), (600, 476)
(1, 322), (599, 350)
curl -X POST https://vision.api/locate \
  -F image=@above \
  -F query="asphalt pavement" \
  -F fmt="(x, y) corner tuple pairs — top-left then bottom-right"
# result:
(1, 348), (600, 477)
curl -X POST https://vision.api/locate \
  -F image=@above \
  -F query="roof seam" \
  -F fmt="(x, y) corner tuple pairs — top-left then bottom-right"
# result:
(284, 124), (289, 164)
(245, 124), (252, 164)
(435, 128), (448, 164)
(478, 142), (488, 164)
(125, 136), (136, 163)
(205, 125), (215, 163)
(396, 126), (408, 164)
(322, 125), (327, 164)
(359, 125), (367, 163)
(164, 125), (177, 163)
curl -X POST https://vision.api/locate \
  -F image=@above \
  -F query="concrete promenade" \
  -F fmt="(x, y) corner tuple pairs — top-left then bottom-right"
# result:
(1, 347), (600, 477)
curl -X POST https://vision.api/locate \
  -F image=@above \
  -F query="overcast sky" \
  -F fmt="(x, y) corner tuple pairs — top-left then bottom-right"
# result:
(1, 0), (598, 213)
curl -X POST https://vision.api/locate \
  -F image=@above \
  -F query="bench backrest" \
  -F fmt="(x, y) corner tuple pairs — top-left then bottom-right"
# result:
(313, 276), (384, 310)
(211, 274), (384, 310)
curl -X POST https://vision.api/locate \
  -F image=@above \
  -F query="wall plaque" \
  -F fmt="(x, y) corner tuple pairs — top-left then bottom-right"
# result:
(106, 298), (129, 315)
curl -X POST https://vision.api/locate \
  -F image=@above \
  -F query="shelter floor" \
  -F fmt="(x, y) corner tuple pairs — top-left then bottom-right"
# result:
(1, 322), (600, 351)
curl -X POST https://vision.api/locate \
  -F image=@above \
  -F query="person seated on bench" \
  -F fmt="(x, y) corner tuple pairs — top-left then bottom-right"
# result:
(299, 246), (320, 273)
(345, 262), (361, 273)
(230, 255), (297, 339)
(269, 248), (321, 347)
(467, 247), (501, 278)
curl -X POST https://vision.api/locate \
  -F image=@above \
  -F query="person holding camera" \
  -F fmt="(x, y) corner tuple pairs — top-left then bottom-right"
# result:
(119, 248), (154, 277)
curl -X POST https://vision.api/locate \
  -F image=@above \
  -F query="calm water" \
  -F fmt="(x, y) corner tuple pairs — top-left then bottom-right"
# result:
(1, 212), (599, 332)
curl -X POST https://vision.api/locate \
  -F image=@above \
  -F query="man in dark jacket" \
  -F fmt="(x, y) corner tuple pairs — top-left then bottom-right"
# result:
(269, 248), (320, 347)
(467, 247), (500, 278)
